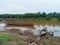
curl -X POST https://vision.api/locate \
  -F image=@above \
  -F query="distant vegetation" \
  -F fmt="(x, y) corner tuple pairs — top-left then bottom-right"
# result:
(0, 12), (60, 20)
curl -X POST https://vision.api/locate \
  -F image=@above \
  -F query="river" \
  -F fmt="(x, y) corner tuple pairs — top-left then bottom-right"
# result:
(33, 25), (60, 37)
(0, 23), (60, 37)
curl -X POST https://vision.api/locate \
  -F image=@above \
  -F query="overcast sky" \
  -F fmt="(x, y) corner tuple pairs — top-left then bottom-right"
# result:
(0, 0), (60, 14)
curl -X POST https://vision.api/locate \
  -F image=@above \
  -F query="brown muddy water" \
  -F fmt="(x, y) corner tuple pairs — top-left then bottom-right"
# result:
(0, 22), (60, 37)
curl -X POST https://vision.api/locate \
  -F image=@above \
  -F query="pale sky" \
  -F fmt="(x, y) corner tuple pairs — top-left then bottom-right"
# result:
(0, 0), (60, 14)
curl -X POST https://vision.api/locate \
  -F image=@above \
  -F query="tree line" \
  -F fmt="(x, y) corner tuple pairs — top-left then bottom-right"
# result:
(0, 12), (60, 20)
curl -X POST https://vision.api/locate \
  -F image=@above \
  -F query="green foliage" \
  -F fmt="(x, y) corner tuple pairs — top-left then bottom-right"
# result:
(0, 12), (60, 20)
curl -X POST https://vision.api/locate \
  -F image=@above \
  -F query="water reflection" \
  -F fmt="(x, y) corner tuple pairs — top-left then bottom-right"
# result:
(33, 25), (60, 37)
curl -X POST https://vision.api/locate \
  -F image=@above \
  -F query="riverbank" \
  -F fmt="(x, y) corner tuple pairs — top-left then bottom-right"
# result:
(0, 32), (60, 45)
(0, 18), (60, 25)
(0, 32), (26, 45)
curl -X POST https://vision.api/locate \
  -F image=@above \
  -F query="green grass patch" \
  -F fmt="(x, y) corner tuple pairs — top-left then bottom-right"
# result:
(0, 33), (26, 45)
